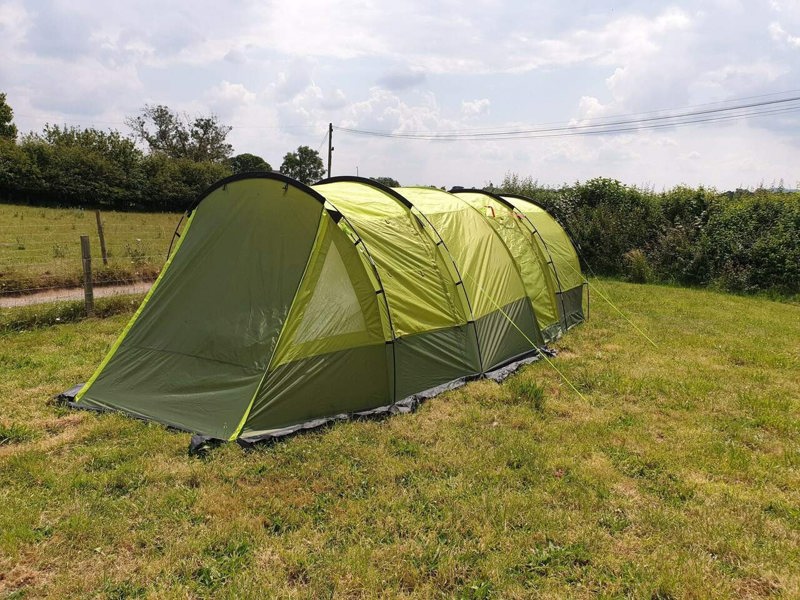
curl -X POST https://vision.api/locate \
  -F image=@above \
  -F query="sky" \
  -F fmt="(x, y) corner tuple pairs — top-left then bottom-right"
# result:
(1, 0), (799, 190)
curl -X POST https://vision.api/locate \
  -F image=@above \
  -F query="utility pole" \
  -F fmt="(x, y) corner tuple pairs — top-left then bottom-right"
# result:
(327, 122), (333, 178)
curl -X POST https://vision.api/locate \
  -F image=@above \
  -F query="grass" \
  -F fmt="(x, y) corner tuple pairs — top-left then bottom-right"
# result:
(0, 294), (146, 333)
(0, 279), (798, 598)
(0, 204), (181, 294)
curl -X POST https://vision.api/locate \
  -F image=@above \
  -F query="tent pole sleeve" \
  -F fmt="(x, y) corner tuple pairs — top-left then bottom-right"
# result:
(411, 207), (484, 373)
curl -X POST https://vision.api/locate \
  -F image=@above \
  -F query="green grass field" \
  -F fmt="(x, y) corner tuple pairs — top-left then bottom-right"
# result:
(0, 280), (798, 598)
(0, 204), (181, 294)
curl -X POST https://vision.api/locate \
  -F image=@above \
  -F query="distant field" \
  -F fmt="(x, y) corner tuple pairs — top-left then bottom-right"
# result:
(1, 280), (798, 598)
(0, 203), (181, 295)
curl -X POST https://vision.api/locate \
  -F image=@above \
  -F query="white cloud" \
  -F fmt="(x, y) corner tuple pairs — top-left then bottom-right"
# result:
(0, 2), (28, 35)
(206, 81), (256, 111)
(462, 98), (490, 117)
(769, 21), (800, 47)
(0, 0), (798, 189)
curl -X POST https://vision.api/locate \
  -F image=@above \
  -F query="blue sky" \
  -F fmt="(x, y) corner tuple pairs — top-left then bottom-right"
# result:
(1, 0), (799, 189)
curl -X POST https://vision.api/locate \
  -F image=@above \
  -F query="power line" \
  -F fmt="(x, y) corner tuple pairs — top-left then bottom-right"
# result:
(341, 88), (800, 135)
(316, 128), (330, 153)
(11, 90), (800, 142)
(335, 95), (800, 141)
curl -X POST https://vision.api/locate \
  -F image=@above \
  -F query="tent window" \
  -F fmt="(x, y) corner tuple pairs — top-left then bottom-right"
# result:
(293, 241), (367, 344)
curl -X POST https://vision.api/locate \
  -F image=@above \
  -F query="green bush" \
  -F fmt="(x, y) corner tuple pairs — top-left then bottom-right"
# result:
(141, 154), (231, 211)
(701, 191), (800, 294)
(622, 249), (654, 283)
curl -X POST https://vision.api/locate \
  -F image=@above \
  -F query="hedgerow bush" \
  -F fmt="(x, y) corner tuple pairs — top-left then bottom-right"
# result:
(498, 173), (799, 296)
(701, 191), (800, 294)
(0, 126), (232, 211)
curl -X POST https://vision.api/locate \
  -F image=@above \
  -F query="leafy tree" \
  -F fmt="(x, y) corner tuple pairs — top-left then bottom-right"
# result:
(126, 105), (233, 163)
(371, 176), (400, 187)
(0, 92), (18, 140)
(280, 145), (325, 184)
(142, 154), (231, 211)
(0, 138), (42, 194)
(228, 152), (271, 174)
(34, 124), (142, 169)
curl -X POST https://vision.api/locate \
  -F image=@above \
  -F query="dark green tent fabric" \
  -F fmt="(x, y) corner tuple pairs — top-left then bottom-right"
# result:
(67, 173), (584, 445)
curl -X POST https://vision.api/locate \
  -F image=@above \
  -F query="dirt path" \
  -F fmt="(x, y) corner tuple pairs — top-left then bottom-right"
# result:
(0, 281), (152, 308)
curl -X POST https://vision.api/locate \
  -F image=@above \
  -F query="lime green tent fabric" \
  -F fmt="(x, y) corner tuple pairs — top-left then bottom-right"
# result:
(66, 174), (583, 446)
(502, 194), (585, 329)
(453, 191), (562, 341)
(312, 180), (480, 400)
(396, 186), (544, 370)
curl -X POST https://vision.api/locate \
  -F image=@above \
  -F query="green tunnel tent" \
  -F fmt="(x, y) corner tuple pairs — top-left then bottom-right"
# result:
(60, 174), (582, 448)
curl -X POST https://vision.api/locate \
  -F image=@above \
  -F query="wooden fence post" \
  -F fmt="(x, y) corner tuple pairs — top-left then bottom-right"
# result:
(80, 235), (94, 316)
(95, 209), (108, 266)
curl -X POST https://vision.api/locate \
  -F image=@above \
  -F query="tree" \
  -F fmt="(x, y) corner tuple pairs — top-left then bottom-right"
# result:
(142, 154), (232, 211)
(280, 145), (325, 184)
(0, 138), (41, 194)
(126, 105), (233, 163)
(0, 92), (18, 140)
(371, 176), (400, 187)
(228, 152), (271, 174)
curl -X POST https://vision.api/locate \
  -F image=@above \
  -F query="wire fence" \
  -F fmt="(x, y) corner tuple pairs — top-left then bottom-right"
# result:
(0, 205), (183, 309)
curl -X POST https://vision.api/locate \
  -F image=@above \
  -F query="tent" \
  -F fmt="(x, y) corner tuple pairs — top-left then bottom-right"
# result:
(60, 173), (585, 447)
(451, 189), (586, 334)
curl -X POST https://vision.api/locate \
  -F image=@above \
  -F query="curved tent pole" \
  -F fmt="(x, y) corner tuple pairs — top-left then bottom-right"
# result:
(317, 176), (485, 372)
(451, 188), (567, 333)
